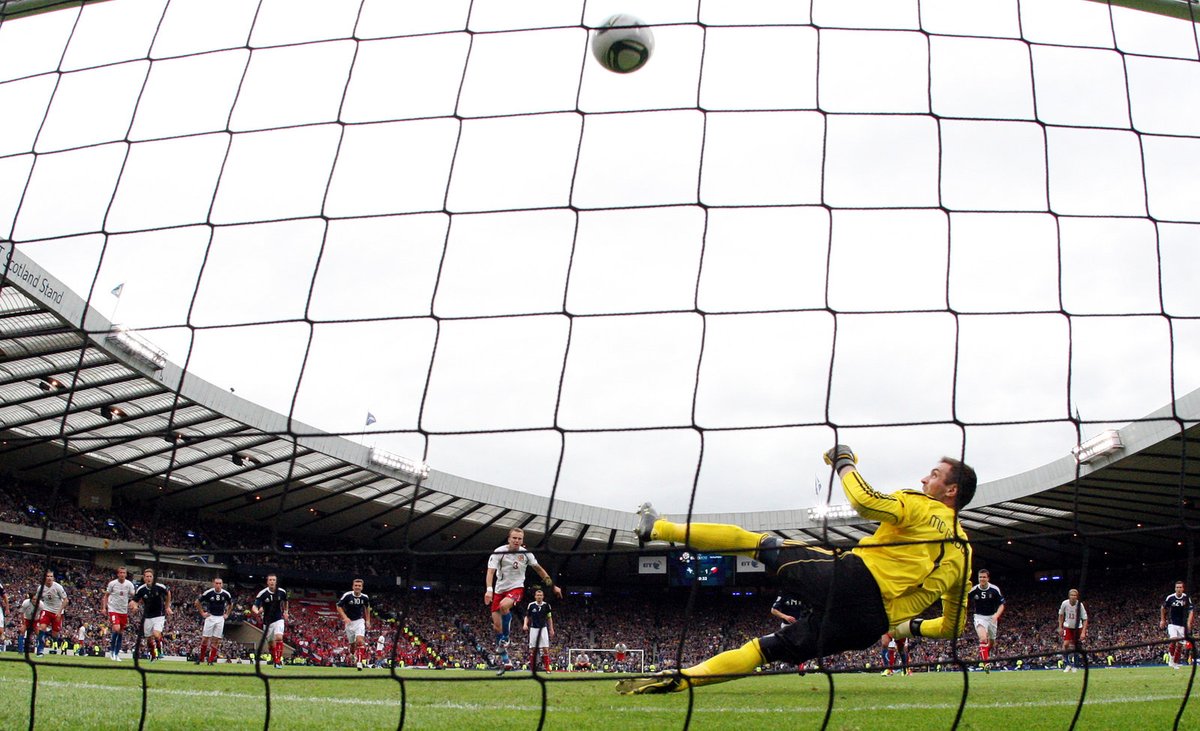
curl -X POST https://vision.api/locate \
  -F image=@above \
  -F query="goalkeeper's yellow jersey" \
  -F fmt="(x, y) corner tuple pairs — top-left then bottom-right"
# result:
(843, 470), (972, 640)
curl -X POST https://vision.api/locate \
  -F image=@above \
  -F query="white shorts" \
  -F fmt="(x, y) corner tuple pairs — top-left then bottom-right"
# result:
(345, 618), (366, 642)
(1168, 624), (1187, 640)
(202, 615), (226, 638)
(973, 615), (998, 640)
(267, 619), (286, 638)
(143, 616), (166, 636)
(528, 627), (550, 649)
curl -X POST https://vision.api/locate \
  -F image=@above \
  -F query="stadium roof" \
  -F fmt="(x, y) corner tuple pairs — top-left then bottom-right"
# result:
(2, 243), (1198, 581)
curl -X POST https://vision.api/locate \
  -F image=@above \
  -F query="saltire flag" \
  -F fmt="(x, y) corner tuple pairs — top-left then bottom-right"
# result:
(111, 283), (124, 297)
(365, 412), (377, 427)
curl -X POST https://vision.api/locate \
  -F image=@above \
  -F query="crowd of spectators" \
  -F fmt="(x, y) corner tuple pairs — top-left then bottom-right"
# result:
(0, 470), (1192, 673)
(5, 538), (1179, 674)
(0, 472), (399, 578)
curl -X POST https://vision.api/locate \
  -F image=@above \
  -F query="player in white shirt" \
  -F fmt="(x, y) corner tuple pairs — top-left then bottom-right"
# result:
(102, 566), (136, 660)
(18, 592), (38, 654)
(484, 527), (562, 674)
(0, 578), (7, 652)
(34, 571), (68, 657)
(1057, 588), (1088, 672)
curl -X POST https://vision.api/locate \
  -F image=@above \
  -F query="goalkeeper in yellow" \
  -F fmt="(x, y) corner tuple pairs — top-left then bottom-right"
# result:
(616, 445), (975, 694)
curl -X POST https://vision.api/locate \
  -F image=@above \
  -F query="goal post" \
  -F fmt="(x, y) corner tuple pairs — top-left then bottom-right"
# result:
(566, 647), (645, 673)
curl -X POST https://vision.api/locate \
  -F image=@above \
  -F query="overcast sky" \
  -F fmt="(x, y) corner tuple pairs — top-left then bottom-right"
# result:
(1, 0), (1198, 516)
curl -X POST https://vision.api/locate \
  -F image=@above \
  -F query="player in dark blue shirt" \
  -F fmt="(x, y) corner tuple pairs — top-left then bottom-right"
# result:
(523, 588), (554, 673)
(770, 592), (807, 629)
(967, 569), (1005, 668)
(771, 591), (810, 673)
(1160, 581), (1194, 669)
(196, 577), (233, 665)
(336, 579), (372, 670)
(130, 568), (172, 661)
(252, 574), (289, 669)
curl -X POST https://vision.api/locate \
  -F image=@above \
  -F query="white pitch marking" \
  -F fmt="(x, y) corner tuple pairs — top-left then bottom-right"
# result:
(1, 677), (1190, 715)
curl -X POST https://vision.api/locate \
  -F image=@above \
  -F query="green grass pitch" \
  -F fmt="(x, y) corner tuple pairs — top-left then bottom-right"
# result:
(1, 656), (1196, 730)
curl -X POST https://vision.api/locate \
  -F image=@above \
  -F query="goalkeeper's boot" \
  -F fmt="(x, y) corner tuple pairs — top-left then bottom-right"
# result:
(615, 671), (684, 695)
(635, 503), (660, 545)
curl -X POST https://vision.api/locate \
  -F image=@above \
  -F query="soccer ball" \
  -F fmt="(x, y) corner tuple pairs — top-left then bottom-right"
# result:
(592, 14), (654, 74)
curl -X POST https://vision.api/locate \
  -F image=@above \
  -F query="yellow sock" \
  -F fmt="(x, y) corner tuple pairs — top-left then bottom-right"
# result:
(651, 520), (766, 558)
(680, 639), (766, 688)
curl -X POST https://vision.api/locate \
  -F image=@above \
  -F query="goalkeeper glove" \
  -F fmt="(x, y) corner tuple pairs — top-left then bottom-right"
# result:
(823, 444), (858, 473)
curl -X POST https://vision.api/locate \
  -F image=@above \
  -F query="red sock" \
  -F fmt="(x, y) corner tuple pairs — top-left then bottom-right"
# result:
(209, 645), (219, 663)
(1171, 643), (1179, 663)
(980, 644), (990, 662)
(273, 641), (282, 665)
(543, 654), (551, 672)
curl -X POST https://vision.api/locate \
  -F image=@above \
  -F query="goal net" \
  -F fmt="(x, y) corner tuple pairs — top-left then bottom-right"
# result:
(567, 647), (645, 674)
(2, 0), (1199, 728)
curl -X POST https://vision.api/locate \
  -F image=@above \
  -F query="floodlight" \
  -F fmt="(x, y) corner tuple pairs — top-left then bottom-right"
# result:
(1071, 429), (1123, 464)
(368, 447), (430, 481)
(807, 503), (860, 522)
(105, 325), (167, 371)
